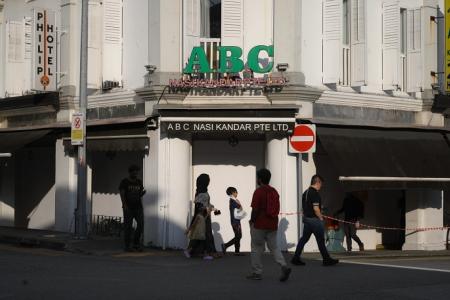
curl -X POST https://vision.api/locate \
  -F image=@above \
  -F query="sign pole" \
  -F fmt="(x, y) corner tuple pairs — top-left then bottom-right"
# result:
(296, 153), (303, 242)
(75, 0), (88, 239)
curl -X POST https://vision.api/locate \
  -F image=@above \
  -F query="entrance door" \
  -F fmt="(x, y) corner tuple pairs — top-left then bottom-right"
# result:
(193, 139), (265, 252)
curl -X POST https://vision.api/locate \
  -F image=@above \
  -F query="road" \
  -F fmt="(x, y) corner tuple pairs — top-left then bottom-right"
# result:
(0, 244), (449, 300)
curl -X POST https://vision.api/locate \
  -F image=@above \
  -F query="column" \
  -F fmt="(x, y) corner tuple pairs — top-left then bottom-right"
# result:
(403, 189), (445, 251)
(144, 131), (191, 249)
(54, 139), (77, 232)
(266, 136), (298, 251)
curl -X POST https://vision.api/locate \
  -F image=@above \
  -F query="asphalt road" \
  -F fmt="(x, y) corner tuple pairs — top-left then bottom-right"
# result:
(1, 244), (449, 300)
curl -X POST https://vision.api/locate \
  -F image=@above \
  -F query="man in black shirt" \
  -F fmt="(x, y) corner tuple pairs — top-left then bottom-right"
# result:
(119, 165), (145, 252)
(335, 192), (365, 252)
(291, 175), (338, 266)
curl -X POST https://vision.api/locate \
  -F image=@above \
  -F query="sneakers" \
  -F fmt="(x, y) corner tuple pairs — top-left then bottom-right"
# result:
(183, 249), (191, 258)
(291, 256), (306, 266)
(323, 258), (339, 266)
(246, 273), (262, 280)
(203, 255), (214, 260)
(359, 244), (365, 251)
(221, 243), (227, 254)
(279, 266), (292, 282)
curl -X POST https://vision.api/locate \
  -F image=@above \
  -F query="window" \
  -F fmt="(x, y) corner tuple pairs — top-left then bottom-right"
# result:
(343, 0), (350, 45)
(400, 8), (407, 55)
(201, 0), (221, 38)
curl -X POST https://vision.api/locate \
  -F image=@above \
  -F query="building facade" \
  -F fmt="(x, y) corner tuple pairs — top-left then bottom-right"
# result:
(0, 0), (449, 252)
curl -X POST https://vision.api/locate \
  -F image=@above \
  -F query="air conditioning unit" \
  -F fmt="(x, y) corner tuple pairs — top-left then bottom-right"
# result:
(102, 80), (120, 90)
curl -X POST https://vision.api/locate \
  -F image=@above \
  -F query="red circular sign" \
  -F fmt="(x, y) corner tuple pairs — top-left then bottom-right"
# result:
(290, 125), (316, 153)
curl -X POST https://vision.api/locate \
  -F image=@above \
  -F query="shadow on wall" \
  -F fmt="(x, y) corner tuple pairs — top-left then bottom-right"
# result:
(14, 147), (56, 229)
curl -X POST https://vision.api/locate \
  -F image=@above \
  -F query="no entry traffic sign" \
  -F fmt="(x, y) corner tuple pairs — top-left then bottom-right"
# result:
(289, 124), (316, 153)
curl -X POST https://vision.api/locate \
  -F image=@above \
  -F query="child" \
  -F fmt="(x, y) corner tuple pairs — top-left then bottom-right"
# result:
(221, 187), (243, 256)
(184, 207), (213, 260)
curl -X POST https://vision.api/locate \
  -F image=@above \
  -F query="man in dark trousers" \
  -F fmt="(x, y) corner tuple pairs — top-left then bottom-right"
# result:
(291, 175), (339, 266)
(335, 192), (365, 252)
(119, 165), (145, 252)
(247, 168), (291, 282)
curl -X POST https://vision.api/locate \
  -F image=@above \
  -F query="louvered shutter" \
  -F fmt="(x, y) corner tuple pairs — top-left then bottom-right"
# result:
(323, 0), (342, 84)
(87, 0), (102, 89)
(183, 0), (201, 69)
(351, 0), (366, 86)
(6, 21), (24, 96)
(102, 0), (123, 83)
(406, 8), (422, 92)
(24, 17), (32, 92)
(421, 5), (437, 92)
(382, 0), (400, 91)
(221, 0), (243, 48)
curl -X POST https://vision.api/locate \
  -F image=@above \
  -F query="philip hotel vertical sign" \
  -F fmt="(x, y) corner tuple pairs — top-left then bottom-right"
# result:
(446, 0), (450, 93)
(34, 9), (56, 91)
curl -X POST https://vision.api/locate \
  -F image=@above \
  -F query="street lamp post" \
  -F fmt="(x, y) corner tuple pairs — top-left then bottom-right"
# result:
(75, 0), (89, 239)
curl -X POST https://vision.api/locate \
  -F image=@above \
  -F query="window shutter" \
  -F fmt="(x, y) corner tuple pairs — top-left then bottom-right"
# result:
(221, 0), (243, 49)
(351, 0), (366, 86)
(406, 8), (422, 93)
(6, 21), (25, 96)
(382, 0), (400, 91)
(102, 0), (123, 83)
(183, 0), (201, 69)
(24, 17), (32, 60)
(88, 0), (102, 89)
(322, 0), (342, 84)
(7, 21), (24, 63)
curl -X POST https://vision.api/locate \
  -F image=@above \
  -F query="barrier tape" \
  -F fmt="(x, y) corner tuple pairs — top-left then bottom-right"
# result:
(278, 212), (450, 232)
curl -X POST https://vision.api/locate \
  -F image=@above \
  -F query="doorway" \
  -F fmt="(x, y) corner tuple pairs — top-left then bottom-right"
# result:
(192, 138), (265, 252)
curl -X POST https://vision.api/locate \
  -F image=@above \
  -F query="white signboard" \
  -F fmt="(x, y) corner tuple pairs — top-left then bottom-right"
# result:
(34, 9), (56, 91)
(71, 112), (84, 146)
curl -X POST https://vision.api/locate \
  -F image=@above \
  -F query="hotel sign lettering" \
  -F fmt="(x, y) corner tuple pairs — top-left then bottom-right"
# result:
(163, 122), (294, 133)
(34, 9), (56, 91)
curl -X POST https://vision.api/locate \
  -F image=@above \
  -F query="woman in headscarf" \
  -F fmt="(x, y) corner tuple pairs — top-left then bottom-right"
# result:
(193, 174), (220, 256)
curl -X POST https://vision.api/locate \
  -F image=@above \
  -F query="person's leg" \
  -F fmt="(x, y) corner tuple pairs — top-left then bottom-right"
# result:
(350, 224), (364, 250)
(250, 226), (265, 275)
(266, 230), (287, 267)
(344, 223), (352, 251)
(133, 208), (144, 248)
(293, 219), (313, 258)
(310, 219), (332, 260)
(224, 223), (237, 249)
(205, 216), (216, 253)
(234, 224), (242, 253)
(123, 208), (133, 250)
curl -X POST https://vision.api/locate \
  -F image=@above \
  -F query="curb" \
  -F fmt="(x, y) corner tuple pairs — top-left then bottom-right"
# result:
(0, 234), (67, 251)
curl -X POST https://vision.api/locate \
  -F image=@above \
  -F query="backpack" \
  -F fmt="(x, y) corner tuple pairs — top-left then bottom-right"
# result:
(265, 186), (280, 218)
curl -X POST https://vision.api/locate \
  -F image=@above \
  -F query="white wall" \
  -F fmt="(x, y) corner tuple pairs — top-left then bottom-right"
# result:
(0, 158), (14, 226)
(122, 0), (148, 89)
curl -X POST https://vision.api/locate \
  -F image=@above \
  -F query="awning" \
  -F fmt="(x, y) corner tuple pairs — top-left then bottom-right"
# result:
(0, 130), (52, 153)
(63, 136), (149, 152)
(317, 126), (450, 189)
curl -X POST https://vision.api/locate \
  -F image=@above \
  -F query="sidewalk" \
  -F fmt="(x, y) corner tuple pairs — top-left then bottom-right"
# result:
(1, 226), (450, 259)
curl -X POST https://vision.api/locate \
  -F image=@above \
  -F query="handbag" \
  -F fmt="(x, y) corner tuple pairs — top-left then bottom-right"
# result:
(234, 208), (247, 220)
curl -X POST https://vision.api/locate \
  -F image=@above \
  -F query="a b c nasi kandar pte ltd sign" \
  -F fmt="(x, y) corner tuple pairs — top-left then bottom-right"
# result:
(34, 9), (56, 91)
(163, 121), (294, 134)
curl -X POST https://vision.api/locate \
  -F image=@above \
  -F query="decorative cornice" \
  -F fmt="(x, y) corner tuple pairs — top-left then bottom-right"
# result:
(316, 90), (426, 112)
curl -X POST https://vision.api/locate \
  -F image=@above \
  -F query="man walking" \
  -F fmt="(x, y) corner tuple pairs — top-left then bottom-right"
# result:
(247, 168), (291, 282)
(119, 165), (145, 252)
(335, 192), (365, 252)
(291, 175), (339, 266)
